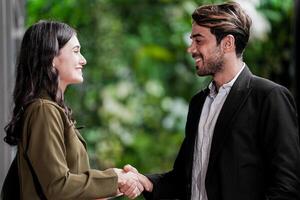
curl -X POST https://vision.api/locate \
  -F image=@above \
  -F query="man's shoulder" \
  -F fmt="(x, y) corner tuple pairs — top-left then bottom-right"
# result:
(247, 75), (296, 104)
(250, 75), (286, 92)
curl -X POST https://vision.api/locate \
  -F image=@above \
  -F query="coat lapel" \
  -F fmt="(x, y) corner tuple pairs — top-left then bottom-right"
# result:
(74, 127), (87, 149)
(208, 67), (253, 167)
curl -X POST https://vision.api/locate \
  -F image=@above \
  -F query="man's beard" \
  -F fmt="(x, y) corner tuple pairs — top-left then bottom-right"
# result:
(195, 48), (224, 76)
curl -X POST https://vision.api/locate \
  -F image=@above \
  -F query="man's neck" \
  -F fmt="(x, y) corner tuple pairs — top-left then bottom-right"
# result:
(213, 59), (244, 90)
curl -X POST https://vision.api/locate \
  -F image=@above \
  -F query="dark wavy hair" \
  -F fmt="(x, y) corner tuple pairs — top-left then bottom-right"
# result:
(4, 20), (76, 145)
(192, 1), (252, 58)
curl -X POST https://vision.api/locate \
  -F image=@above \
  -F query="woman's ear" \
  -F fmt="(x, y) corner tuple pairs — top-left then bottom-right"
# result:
(221, 34), (235, 53)
(52, 57), (58, 68)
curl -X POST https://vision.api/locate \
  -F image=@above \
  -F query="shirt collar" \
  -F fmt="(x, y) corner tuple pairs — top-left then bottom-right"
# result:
(208, 63), (246, 97)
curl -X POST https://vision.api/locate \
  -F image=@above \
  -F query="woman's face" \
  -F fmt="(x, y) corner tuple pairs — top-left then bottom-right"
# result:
(53, 35), (87, 92)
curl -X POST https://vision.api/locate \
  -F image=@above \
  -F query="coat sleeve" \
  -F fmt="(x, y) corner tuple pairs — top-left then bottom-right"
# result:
(260, 86), (300, 200)
(25, 102), (118, 199)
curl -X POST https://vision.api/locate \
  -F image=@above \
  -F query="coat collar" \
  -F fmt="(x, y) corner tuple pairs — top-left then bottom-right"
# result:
(37, 90), (87, 149)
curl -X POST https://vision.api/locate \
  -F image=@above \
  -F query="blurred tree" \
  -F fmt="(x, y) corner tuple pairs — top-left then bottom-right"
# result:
(244, 0), (294, 92)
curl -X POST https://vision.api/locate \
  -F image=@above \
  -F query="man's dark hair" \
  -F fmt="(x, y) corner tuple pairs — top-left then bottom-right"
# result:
(192, 1), (252, 57)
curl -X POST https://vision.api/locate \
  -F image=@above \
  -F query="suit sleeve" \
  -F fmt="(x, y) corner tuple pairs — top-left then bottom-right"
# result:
(25, 103), (118, 199)
(261, 86), (300, 200)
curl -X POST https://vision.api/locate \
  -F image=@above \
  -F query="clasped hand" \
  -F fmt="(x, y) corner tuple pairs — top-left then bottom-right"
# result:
(113, 165), (153, 199)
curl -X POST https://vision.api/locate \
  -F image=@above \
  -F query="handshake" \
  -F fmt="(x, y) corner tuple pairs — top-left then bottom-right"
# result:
(112, 164), (153, 199)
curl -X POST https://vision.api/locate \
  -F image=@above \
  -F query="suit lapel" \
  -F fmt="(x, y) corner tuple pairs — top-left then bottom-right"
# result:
(189, 88), (210, 139)
(208, 67), (253, 166)
(186, 88), (209, 181)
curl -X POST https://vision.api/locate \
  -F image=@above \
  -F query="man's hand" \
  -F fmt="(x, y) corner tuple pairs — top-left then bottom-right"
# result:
(123, 164), (153, 192)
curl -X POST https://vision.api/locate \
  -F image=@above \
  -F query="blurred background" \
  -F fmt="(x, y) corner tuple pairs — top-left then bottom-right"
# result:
(1, 0), (299, 198)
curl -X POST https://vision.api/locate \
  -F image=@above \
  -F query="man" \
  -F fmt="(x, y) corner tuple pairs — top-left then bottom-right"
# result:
(126, 1), (300, 200)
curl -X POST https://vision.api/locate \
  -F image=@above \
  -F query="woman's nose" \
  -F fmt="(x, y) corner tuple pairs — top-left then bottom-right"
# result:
(80, 54), (87, 66)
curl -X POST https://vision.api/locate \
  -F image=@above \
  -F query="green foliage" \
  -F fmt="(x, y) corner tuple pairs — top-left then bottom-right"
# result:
(26, 1), (294, 199)
(244, 0), (294, 89)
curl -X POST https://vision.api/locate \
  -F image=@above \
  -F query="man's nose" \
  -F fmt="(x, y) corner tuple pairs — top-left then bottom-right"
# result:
(187, 43), (196, 54)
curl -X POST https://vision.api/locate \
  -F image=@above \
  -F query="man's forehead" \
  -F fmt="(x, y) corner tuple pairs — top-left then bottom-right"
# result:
(190, 25), (211, 38)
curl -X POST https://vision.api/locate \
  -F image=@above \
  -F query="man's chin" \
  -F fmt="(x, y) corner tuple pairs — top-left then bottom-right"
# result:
(196, 72), (207, 77)
(196, 67), (210, 76)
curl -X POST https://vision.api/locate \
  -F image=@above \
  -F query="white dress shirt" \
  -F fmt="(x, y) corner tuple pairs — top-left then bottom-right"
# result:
(191, 64), (245, 200)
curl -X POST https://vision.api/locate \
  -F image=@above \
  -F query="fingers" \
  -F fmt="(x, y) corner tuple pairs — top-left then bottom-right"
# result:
(123, 164), (154, 192)
(113, 168), (125, 186)
(115, 169), (142, 199)
(122, 166), (144, 192)
(120, 180), (141, 199)
(123, 164), (138, 173)
(115, 165), (154, 198)
(124, 173), (144, 197)
(137, 173), (153, 192)
(120, 179), (136, 197)
(116, 188), (123, 195)
(136, 179), (144, 193)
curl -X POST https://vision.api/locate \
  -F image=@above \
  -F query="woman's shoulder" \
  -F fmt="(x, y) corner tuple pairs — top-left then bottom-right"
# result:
(24, 98), (70, 125)
(26, 98), (64, 113)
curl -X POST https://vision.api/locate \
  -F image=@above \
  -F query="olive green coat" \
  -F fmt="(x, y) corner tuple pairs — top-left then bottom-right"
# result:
(17, 96), (117, 200)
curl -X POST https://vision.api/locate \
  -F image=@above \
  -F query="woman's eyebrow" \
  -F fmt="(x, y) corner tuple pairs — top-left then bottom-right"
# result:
(72, 45), (80, 49)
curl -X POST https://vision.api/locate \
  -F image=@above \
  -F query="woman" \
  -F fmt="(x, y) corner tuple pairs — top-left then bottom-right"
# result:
(3, 20), (142, 199)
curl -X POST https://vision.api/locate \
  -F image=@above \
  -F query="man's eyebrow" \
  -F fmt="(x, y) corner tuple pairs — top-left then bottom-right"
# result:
(190, 33), (204, 39)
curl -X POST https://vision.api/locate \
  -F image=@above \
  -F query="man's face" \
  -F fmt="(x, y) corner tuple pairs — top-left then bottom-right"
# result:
(187, 23), (224, 76)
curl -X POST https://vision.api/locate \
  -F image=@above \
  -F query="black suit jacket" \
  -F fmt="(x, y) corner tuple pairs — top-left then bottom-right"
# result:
(144, 67), (300, 200)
